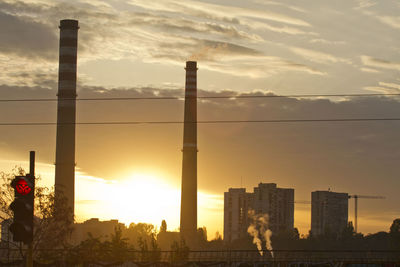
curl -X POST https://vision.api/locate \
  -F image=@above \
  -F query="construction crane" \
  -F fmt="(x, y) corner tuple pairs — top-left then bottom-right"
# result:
(348, 195), (385, 233)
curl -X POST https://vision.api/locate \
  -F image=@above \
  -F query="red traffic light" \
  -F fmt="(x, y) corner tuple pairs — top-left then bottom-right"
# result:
(10, 175), (35, 244)
(15, 179), (32, 195)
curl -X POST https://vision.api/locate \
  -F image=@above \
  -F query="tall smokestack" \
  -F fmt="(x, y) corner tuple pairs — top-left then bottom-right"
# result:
(55, 19), (79, 217)
(180, 61), (198, 243)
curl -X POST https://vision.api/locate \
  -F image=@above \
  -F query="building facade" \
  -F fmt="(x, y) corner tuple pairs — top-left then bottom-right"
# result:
(223, 188), (253, 242)
(224, 183), (294, 242)
(253, 183), (294, 233)
(311, 190), (348, 236)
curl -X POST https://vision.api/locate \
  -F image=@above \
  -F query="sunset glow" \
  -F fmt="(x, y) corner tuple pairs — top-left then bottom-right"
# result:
(76, 171), (180, 229)
(1, 0), (399, 250)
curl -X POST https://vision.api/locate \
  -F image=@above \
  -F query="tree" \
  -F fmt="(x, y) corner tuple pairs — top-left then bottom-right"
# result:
(101, 225), (133, 263)
(389, 218), (400, 249)
(341, 222), (356, 240)
(170, 239), (189, 263)
(0, 167), (74, 261)
(124, 222), (156, 247)
(196, 226), (208, 248)
(160, 220), (167, 233)
(137, 233), (160, 262)
(67, 232), (104, 265)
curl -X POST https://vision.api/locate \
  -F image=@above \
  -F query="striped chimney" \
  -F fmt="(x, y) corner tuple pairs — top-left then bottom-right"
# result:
(55, 19), (79, 217)
(180, 61), (198, 243)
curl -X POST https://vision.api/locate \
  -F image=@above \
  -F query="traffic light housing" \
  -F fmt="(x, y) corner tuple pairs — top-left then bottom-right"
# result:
(9, 175), (35, 244)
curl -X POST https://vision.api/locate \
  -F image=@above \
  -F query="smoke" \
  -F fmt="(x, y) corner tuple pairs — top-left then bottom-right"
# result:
(247, 210), (274, 257)
(188, 43), (229, 61)
(247, 224), (262, 254)
(264, 229), (274, 257)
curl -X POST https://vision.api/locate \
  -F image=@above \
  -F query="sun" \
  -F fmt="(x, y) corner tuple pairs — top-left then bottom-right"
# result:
(82, 172), (181, 230)
(75, 171), (225, 239)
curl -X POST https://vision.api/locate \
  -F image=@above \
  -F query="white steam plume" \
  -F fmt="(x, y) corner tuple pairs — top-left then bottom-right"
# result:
(247, 224), (263, 255)
(247, 210), (274, 257)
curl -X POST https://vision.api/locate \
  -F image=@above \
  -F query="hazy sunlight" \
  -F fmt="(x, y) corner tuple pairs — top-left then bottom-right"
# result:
(76, 172), (181, 230)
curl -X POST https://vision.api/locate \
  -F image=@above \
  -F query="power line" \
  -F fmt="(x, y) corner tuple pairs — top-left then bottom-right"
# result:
(1, 118), (400, 126)
(1, 93), (400, 102)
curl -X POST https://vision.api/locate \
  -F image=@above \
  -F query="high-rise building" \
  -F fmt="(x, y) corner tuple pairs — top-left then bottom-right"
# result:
(223, 188), (253, 242)
(253, 183), (294, 233)
(311, 190), (348, 236)
(224, 183), (294, 242)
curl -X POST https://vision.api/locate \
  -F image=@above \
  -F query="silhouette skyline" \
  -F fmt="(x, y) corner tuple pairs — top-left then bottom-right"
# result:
(0, 0), (399, 240)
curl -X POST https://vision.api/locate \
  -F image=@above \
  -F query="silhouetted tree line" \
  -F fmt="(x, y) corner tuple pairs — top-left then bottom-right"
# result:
(52, 219), (399, 265)
(224, 221), (400, 252)
(1, 168), (399, 265)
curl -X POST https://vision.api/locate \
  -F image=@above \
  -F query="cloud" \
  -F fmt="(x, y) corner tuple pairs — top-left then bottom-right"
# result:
(1, 0), (315, 82)
(198, 56), (325, 78)
(127, 13), (263, 42)
(0, 9), (58, 61)
(260, 23), (316, 35)
(360, 7), (400, 30)
(379, 82), (400, 90)
(309, 39), (346, 45)
(251, 0), (307, 13)
(374, 15), (400, 30)
(360, 67), (380, 73)
(364, 81), (400, 94)
(290, 47), (352, 65)
(354, 0), (377, 10)
(361, 56), (400, 71)
(128, 0), (311, 27)
(187, 40), (262, 61)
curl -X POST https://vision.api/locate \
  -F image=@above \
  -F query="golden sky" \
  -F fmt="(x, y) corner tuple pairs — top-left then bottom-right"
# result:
(0, 0), (400, 239)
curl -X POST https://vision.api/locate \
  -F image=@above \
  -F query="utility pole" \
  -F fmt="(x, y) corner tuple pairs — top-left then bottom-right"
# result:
(26, 151), (35, 267)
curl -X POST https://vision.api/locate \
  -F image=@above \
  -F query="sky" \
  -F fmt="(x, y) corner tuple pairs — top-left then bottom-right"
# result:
(1, 0), (400, 239)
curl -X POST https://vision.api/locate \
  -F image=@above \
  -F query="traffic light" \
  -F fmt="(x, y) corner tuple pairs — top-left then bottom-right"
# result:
(9, 175), (35, 244)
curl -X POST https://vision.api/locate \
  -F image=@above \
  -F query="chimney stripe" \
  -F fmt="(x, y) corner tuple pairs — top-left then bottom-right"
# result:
(58, 72), (76, 80)
(57, 90), (77, 98)
(183, 143), (197, 147)
(60, 38), (78, 45)
(59, 57), (77, 64)
(185, 91), (196, 96)
(58, 83), (76, 91)
(57, 100), (75, 107)
(60, 47), (78, 56)
(59, 63), (77, 72)
(60, 30), (78, 38)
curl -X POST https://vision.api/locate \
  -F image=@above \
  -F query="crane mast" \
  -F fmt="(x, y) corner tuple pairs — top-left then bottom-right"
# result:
(348, 195), (385, 233)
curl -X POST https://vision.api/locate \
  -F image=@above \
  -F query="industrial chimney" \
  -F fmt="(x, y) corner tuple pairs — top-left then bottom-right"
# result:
(55, 19), (79, 217)
(180, 61), (198, 244)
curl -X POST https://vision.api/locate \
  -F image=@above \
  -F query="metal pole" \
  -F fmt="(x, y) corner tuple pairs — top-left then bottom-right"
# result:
(354, 196), (358, 233)
(7, 223), (10, 263)
(29, 151), (35, 177)
(26, 151), (35, 267)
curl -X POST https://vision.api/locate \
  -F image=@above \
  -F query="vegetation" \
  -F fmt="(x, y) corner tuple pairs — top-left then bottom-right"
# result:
(0, 167), (73, 261)
(1, 167), (399, 264)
